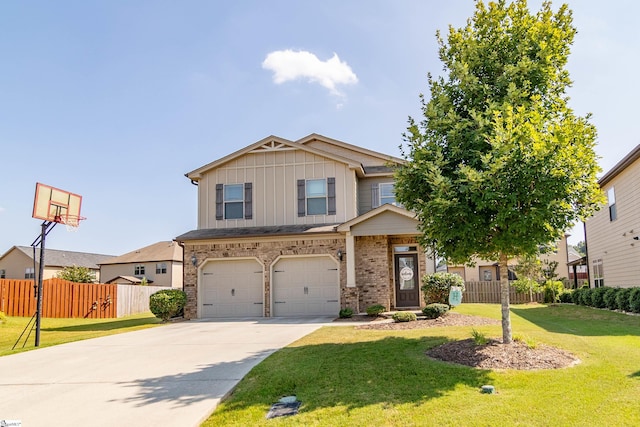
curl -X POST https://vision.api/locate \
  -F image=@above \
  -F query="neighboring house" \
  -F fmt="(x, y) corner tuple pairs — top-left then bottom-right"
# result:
(585, 144), (640, 288)
(446, 236), (571, 282)
(99, 241), (183, 288)
(0, 246), (112, 282)
(175, 134), (437, 319)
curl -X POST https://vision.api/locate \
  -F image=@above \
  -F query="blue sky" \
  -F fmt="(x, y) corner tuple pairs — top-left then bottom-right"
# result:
(1, 1), (638, 256)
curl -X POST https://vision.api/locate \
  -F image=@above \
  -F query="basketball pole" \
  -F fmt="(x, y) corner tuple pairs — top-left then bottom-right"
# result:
(32, 220), (57, 347)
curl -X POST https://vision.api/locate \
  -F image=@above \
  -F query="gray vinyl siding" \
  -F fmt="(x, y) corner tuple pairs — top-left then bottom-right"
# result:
(357, 177), (395, 215)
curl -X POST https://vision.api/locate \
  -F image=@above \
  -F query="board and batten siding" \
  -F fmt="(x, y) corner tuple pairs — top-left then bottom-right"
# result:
(198, 149), (357, 228)
(586, 156), (640, 287)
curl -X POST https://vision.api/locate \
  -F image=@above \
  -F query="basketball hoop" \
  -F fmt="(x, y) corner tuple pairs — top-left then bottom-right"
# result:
(59, 215), (86, 232)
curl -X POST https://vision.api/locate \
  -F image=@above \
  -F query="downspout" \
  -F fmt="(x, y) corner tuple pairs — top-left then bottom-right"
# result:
(583, 221), (590, 288)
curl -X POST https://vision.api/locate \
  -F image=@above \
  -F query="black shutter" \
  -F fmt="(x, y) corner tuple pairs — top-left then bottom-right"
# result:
(244, 182), (253, 219)
(327, 177), (336, 215)
(297, 179), (306, 217)
(215, 184), (223, 220)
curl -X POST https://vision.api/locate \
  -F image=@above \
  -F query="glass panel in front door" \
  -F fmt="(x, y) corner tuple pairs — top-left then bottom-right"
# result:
(398, 256), (416, 290)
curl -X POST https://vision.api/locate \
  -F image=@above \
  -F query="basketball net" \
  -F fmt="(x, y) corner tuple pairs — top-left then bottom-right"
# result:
(59, 216), (85, 232)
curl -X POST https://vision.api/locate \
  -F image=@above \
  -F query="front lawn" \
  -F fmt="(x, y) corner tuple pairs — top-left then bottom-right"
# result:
(205, 304), (640, 426)
(0, 312), (163, 356)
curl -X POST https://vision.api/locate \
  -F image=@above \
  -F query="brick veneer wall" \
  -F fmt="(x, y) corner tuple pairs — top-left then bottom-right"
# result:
(182, 237), (345, 319)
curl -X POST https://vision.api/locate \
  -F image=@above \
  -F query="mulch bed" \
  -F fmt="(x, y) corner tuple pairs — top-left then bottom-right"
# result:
(335, 312), (580, 370)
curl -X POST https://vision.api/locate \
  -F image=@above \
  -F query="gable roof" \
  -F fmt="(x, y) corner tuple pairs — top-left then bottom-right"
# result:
(4, 246), (113, 269)
(297, 133), (404, 165)
(185, 135), (366, 181)
(337, 204), (417, 232)
(599, 144), (640, 186)
(104, 275), (154, 284)
(99, 241), (182, 265)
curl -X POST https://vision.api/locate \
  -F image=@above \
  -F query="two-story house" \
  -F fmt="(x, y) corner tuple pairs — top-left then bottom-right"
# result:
(175, 134), (436, 318)
(585, 144), (640, 288)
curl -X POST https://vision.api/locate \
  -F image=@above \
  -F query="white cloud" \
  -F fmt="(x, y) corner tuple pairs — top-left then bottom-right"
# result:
(262, 49), (358, 96)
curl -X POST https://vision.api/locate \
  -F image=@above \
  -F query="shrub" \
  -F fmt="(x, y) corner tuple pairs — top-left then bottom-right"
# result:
(616, 288), (632, 312)
(392, 311), (417, 322)
(579, 288), (593, 306)
(591, 287), (609, 309)
(629, 288), (640, 313)
(339, 308), (354, 318)
(471, 329), (488, 345)
(543, 280), (565, 303)
(421, 272), (465, 306)
(422, 303), (450, 319)
(366, 304), (386, 317)
(513, 334), (537, 349)
(149, 289), (186, 321)
(571, 288), (583, 305)
(559, 290), (573, 303)
(603, 288), (619, 310)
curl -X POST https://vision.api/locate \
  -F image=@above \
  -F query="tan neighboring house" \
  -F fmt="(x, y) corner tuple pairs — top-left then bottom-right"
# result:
(99, 241), (183, 288)
(175, 134), (437, 319)
(585, 144), (640, 288)
(0, 246), (112, 282)
(447, 235), (571, 281)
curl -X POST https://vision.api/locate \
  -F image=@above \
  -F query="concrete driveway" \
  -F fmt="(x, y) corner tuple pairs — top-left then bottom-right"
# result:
(0, 316), (334, 427)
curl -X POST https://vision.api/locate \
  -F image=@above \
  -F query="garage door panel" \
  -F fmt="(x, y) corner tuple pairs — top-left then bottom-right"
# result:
(272, 256), (339, 317)
(201, 259), (264, 318)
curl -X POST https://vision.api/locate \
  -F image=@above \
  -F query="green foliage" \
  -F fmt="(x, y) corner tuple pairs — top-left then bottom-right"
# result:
(394, 0), (603, 343)
(513, 334), (537, 349)
(579, 288), (593, 306)
(573, 241), (586, 256)
(366, 304), (386, 317)
(149, 289), (186, 321)
(616, 288), (632, 312)
(571, 288), (583, 305)
(629, 288), (640, 314)
(422, 303), (450, 319)
(591, 287), (609, 309)
(392, 311), (417, 322)
(140, 277), (149, 286)
(558, 290), (573, 303)
(339, 308), (354, 318)
(421, 272), (464, 305)
(603, 288), (619, 310)
(56, 265), (96, 283)
(543, 280), (565, 303)
(512, 278), (542, 295)
(471, 328), (488, 345)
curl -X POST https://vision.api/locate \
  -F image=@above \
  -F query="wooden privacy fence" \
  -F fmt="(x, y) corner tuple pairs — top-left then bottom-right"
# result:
(463, 280), (577, 304)
(0, 279), (169, 318)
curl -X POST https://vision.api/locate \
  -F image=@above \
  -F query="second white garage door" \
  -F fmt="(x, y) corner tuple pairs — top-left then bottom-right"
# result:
(200, 259), (264, 318)
(272, 256), (340, 316)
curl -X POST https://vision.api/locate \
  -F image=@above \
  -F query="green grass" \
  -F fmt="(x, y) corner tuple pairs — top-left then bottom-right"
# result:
(0, 312), (163, 356)
(204, 304), (640, 427)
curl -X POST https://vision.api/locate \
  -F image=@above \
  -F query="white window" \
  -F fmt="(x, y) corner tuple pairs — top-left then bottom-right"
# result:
(306, 179), (327, 215)
(608, 187), (617, 221)
(379, 183), (397, 206)
(224, 184), (244, 220)
(25, 267), (35, 279)
(134, 264), (145, 276)
(156, 263), (167, 274)
(592, 259), (604, 287)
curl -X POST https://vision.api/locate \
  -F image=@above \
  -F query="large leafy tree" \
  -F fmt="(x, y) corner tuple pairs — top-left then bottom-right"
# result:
(56, 265), (96, 283)
(395, 0), (603, 343)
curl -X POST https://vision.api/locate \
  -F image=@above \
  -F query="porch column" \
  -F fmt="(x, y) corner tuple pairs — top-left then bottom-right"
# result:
(346, 231), (356, 287)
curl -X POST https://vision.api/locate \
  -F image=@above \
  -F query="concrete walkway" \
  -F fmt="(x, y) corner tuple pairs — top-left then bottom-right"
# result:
(0, 317), (334, 427)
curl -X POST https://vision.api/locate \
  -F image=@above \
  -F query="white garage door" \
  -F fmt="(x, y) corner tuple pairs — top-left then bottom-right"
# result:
(201, 259), (264, 318)
(272, 256), (340, 316)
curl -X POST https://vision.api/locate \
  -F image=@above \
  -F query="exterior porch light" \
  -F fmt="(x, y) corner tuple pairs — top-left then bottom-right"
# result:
(337, 249), (344, 261)
(191, 253), (198, 266)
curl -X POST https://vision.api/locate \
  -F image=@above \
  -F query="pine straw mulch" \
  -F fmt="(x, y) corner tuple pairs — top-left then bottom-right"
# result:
(338, 312), (580, 370)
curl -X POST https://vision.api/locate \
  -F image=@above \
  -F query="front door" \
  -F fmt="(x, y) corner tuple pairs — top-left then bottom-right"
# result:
(394, 253), (420, 307)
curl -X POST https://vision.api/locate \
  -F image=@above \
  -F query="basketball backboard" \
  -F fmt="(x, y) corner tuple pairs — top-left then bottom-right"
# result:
(32, 182), (84, 227)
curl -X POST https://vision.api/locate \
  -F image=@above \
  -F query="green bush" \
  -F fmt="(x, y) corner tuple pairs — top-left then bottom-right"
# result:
(629, 288), (640, 313)
(543, 280), (565, 303)
(591, 287), (609, 309)
(422, 303), (450, 319)
(616, 288), (632, 312)
(579, 288), (593, 306)
(366, 304), (386, 317)
(603, 288), (619, 310)
(571, 288), (583, 305)
(559, 290), (573, 303)
(149, 289), (187, 321)
(471, 328), (488, 345)
(339, 308), (354, 318)
(421, 272), (465, 306)
(392, 311), (417, 322)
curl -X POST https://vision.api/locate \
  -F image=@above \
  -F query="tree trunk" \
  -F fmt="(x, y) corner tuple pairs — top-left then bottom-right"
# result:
(499, 253), (512, 343)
